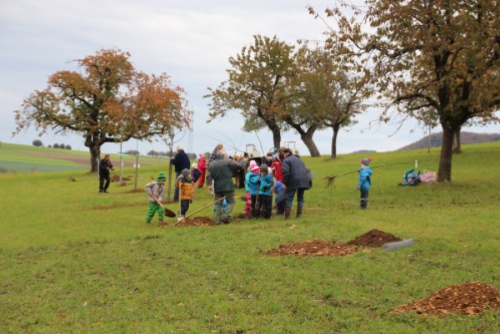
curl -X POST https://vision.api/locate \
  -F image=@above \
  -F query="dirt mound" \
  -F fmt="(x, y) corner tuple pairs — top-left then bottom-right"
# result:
(346, 229), (403, 247)
(394, 282), (500, 316)
(176, 216), (215, 227)
(126, 189), (144, 194)
(234, 212), (249, 220)
(112, 175), (131, 182)
(266, 239), (359, 257)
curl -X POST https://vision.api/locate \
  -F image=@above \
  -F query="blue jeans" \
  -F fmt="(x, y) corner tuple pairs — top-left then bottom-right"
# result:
(173, 172), (181, 201)
(285, 188), (305, 209)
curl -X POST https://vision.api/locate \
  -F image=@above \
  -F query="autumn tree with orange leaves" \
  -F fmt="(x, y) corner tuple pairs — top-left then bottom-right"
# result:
(312, 0), (500, 181)
(14, 48), (190, 172)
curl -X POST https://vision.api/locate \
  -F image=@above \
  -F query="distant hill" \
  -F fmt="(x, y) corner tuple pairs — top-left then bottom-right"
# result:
(398, 131), (500, 151)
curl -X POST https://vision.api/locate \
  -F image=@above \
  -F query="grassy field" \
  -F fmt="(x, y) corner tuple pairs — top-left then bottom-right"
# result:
(0, 142), (499, 333)
(0, 143), (170, 173)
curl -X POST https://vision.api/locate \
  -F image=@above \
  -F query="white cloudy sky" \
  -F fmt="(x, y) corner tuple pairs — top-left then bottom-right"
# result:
(1, 0), (499, 157)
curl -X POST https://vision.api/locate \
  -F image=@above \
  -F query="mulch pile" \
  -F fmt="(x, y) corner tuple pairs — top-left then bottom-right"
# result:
(112, 175), (131, 182)
(266, 239), (359, 257)
(176, 216), (216, 227)
(394, 281), (500, 316)
(346, 229), (403, 247)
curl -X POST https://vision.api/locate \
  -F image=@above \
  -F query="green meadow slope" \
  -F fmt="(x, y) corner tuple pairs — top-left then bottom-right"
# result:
(0, 143), (170, 173)
(0, 142), (499, 333)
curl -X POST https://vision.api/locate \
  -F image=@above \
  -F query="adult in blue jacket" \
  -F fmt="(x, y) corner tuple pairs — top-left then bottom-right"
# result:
(281, 148), (310, 219)
(170, 145), (191, 201)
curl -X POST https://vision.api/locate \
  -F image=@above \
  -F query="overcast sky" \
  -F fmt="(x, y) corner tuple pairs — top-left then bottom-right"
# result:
(1, 0), (499, 157)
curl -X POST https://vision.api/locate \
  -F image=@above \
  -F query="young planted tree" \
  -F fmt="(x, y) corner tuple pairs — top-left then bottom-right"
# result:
(14, 48), (189, 172)
(205, 35), (296, 149)
(314, 0), (500, 181)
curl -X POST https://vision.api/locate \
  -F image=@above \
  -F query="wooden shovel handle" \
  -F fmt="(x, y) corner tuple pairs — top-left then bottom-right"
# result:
(175, 196), (226, 225)
(150, 194), (164, 208)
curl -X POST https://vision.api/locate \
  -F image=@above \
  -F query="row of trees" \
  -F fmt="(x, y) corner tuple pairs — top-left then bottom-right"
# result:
(32, 139), (72, 149)
(315, 0), (500, 181)
(15, 48), (191, 173)
(14, 1), (500, 182)
(206, 1), (500, 181)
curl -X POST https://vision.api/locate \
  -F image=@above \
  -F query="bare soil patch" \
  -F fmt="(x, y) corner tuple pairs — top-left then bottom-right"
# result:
(346, 229), (403, 247)
(126, 189), (145, 194)
(176, 216), (215, 227)
(112, 175), (131, 182)
(394, 281), (500, 316)
(22, 150), (89, 165)
(234, 212), (250, 220)
(266, 239), (359, 257)
(89, 202), (144, 210)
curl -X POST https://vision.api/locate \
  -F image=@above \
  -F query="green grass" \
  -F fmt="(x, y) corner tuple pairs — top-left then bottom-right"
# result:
(0, 142), (499, 333)
(0, 143), (170, 173)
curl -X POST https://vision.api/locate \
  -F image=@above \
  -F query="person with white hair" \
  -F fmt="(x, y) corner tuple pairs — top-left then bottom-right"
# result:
(206, 149), (243, 225)
(170, 145), (190, 201)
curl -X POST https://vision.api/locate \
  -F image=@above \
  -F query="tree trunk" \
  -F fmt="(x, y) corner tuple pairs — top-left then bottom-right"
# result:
(453, 127), (462, 154)
(270, 124), (281, 149)
(89, 144), (101, 173)
(438, 125), (455, 182)
(301, 132), (320, 157)
(331, 126), (339, 159)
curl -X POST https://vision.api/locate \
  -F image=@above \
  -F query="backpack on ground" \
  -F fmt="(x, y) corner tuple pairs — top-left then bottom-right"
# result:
(400, 168), (421, 186)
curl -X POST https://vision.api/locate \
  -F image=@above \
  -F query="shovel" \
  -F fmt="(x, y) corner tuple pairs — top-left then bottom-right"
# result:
(175, 196), (226, 225)
(150, 194), (176, 218)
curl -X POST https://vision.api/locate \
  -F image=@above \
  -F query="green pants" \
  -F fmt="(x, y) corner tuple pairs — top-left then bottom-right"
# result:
(146, 202), (164, 222)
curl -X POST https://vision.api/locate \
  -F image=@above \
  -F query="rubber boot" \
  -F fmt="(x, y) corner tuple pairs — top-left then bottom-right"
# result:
(284, 208), (291, 220)
(296, 205), (303, 218)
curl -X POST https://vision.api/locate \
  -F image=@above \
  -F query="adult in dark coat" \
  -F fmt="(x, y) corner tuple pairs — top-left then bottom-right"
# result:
(281, 148), (310, 219)
(170, 145), (191, 201)
(98, 154), (114, 193)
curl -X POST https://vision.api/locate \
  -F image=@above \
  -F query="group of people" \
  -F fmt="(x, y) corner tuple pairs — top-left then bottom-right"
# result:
(99, 143), (373, 226)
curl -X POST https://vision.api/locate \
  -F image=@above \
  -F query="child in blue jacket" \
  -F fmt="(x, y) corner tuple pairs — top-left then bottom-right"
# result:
(246, 161), (260, 218)
(274, 181), (286, 214)
(357, 157), (373, 209)
(256, 164), (274, 219)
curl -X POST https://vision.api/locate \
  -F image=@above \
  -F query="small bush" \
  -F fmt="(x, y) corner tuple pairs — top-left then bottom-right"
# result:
(59, 143), (66, 149)
(32, 139), (43, 147)
(53, 144), (60, 149)
(65, 145), (72, 150)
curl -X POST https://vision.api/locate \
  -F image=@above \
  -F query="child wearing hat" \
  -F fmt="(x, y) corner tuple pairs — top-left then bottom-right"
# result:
(145, 172), (166, 226)
(176, 168), (194, 221)
(191, 163), (201, 184)
(256, 164), (274, 219)
(245, 160), (260, 218)
(357, 157), (373, 209)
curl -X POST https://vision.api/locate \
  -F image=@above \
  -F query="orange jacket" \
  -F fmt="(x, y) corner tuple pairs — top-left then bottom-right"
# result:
(176, 177), (194, 200)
